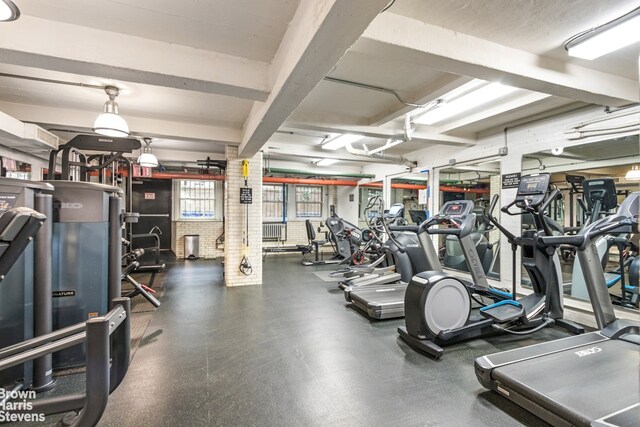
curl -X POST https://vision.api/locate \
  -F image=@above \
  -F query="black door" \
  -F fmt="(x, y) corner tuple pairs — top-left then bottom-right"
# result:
(131, 179), (172, 250)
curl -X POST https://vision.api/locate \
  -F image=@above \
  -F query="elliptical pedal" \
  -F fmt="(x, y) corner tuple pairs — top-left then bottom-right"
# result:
(479, 300), (525, 323)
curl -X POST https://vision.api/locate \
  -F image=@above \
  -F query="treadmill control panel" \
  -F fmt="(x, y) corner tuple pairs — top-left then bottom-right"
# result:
(515, 173), (550, 208)
(433, 200), (474, 226)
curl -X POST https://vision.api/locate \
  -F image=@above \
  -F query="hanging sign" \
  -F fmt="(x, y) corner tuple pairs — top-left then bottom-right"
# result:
(240, 187), (253, 204)
(502, 173), (521, 189)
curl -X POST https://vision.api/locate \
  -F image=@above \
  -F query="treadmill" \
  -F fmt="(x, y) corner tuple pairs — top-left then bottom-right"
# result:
(348, 200), (495, 319)
(475, 192), (640, 427)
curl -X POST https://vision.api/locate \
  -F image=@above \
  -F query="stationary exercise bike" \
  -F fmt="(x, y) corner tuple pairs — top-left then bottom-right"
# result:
(398, 173), (584, 359)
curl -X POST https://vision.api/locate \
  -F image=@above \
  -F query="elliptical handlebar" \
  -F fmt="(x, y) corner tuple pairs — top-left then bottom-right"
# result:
(540, 217), (634, 250)
(537, 188), (561, 237)
(487, 194), (517, 243)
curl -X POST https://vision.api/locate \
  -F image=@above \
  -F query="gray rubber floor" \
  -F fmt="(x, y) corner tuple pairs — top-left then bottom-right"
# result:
(99, 256), (565, 426)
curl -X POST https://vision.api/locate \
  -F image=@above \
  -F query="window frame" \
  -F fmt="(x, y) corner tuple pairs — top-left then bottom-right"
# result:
(176, 179), (217, 220)
(262, 183), (286, 222)
(295, 185), (323, 218)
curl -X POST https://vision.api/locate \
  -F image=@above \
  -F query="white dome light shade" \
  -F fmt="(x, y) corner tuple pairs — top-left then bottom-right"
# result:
(93, 86), (129, 137)
(0, 0), (20, 22)
(93, 110), (130, 137)
(625, 165), (640, 180)
(551, 147), (564, 155)
(138, 138), (159, 168)
(138, 152), (159, 168)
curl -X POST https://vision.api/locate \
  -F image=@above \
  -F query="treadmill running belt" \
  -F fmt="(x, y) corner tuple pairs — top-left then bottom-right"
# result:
(492, 340), (640, 426)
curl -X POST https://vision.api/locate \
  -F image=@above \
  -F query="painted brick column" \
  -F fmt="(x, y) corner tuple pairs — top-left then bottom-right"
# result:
(224, 146), (263, 286)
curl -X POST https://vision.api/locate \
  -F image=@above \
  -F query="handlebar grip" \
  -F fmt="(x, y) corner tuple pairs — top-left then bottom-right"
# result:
(389, 225), (419, 233)
(539, 235), (585, 247)
(428, 228), (461, 236)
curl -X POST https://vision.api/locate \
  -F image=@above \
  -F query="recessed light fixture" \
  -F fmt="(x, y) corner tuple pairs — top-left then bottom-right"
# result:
(322, 134), (364, 150)
(0, 0), (20, 22)
(625, 165), (640, 180)
(565, 6), (640, 60)
(316, 158), (338, 166)
(93, 86), (130, 137)
(551, 147), (564, 155)
(414, 80), (518, 125)
(138, 138), (159, 168)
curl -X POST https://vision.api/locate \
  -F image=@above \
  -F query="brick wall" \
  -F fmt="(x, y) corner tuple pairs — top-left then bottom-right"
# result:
(224, 147), (263, 286)
(173, 220), (224, 259)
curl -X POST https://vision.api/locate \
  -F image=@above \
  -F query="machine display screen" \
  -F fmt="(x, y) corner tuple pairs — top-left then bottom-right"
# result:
(518, 174), (549, 195)
(443, 203), (464, 215)
(388, 205), (403, 216)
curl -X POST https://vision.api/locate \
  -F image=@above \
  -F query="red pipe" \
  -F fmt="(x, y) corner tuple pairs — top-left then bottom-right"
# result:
(151, 172), (225, 181)
(263, 177), (358, 186)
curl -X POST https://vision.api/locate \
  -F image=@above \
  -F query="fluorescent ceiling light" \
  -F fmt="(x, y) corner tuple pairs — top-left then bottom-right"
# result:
(566, 7), (640, 60)
(322, 134), (363, 150)
(414, 81), (518, 125)
(93, 86), (130, 137)
(316, 158), (338, 166)
(625, 165), (640, 180)
(0, 0), (20, 22)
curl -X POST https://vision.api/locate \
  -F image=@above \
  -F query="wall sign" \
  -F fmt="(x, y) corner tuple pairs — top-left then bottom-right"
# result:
(144, 192), (156, 200)
(502, 173), (521, 189)
(240, 187), (253, 204)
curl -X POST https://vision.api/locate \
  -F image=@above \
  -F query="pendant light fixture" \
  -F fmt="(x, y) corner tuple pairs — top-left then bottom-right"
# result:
(0, 0), (20, 22)
(625, 165), (640, 180)
(93, 86), (130, 137)
(138, 138), (159, 168)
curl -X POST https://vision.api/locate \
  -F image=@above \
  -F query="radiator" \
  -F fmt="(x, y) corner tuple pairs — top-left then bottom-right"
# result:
(262, 222), (287, 242)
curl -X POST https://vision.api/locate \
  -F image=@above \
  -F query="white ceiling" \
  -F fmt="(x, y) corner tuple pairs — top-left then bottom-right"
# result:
(20, 0), (300, 62)
(0, 0), (637, 170)
(392, 0), (640, 80)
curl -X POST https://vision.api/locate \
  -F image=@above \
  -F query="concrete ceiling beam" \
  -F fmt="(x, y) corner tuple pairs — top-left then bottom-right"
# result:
(358, 13), (639, 107)
(238, 0), (391, 157)
(0, 102), (240, 145)
(0, 16), (270, 101)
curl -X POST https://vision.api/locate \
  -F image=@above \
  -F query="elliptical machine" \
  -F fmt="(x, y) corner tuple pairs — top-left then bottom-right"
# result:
(398, 173), (584, 359)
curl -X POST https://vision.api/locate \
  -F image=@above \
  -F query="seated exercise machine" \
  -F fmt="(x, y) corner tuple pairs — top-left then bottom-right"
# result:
(475, 191), (639, 427)
(263, 220), (327, 261)
(334, 199), (409, 289)
(302, 205), (364, 266)
(399, 173), (584, 359)
(0, 206), (131, 427)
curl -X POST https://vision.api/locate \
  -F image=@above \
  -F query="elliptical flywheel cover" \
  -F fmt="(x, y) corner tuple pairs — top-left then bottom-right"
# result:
(422, 278), (471, 336)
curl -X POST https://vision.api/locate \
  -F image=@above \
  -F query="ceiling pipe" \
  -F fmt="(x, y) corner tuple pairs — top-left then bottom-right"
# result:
(439, 185), (489, 194)
(265, 167), (375, 179)
(151, 172), (225, 180)
(345, 142), (416, 167)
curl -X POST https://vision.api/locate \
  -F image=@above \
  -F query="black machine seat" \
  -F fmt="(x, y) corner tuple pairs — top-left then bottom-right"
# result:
(306, 219), (327, 246)
(0, 207), (46, 282)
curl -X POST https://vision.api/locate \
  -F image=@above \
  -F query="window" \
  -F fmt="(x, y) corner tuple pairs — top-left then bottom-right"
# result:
(296, 186), (323, 218)
(263, 184), (284, 220)
(178, 180), (215, 219)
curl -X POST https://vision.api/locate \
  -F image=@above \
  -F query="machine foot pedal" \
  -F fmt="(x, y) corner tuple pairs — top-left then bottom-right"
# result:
(480, 300), (524, 323)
